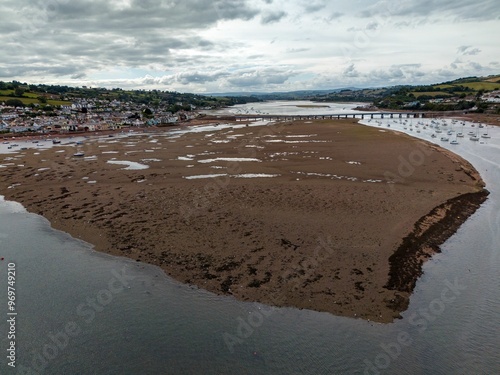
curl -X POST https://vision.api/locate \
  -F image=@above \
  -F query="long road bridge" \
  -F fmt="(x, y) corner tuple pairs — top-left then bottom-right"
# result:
(233, 112), (428, 121)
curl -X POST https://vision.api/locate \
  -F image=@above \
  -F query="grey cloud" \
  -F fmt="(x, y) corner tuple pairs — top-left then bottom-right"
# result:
(227, 68), (296, 87)
(457, 46), (481, 56)
(436, 69), (456, 78)
(247, 54), (266, 59)
(343, 63), (359, 77)
(360, 0), (500, 21)
(469, 62), (483, 70)
(11, 0), (259, 33)
(0, 63), (84, 78)
(324, 12), (344, 23)
(175, 71), (229, 85)
(286, 47), (310, 53)
(261, 10), (287, 24)
(300, 0), (327, 13)
(366, 22), (379, 31)
(363, 64), (426, 84)
(71, 73), (87, 79)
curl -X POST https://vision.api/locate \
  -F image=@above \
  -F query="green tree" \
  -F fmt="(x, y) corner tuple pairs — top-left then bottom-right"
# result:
(14, 87), (26, 97)
(6, 99), (24, 107)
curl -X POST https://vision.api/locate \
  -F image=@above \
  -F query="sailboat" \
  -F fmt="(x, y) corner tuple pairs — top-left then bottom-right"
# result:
(481, 126), (491, 139)
(470, 129), (480, 142)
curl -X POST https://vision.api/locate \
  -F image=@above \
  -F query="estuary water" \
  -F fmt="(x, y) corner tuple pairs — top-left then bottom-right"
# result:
(0, 102), (499, 374)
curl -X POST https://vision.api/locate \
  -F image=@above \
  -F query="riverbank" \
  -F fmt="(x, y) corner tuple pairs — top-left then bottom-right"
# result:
(0, 119), (487, 322)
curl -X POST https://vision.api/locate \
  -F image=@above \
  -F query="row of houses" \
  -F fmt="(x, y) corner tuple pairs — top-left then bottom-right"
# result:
(0, 99), (199, 134)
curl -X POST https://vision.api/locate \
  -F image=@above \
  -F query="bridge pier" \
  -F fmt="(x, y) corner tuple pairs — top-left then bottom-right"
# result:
(233, 112), (431, 122)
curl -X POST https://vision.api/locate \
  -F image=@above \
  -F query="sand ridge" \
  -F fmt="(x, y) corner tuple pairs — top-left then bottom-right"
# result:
(0, 119), (487, 322)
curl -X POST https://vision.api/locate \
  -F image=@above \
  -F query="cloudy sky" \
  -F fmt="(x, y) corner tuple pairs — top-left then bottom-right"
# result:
(1, 0), (499, 92)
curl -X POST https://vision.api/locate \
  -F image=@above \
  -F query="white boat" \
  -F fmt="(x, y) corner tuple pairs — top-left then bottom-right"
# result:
(481, 128), (491, 139)
(450, 139), (459, 145)
(457, 132), (464, 138)
(440, 137), (449, 142)
(73, 152), (85, 157)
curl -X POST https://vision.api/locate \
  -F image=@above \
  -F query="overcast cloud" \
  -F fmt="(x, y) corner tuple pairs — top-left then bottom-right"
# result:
(0, 0), (498, 92)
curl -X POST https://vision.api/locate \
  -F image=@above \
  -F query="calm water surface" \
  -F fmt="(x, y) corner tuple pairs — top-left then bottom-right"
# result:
(0, 102), (498, 374)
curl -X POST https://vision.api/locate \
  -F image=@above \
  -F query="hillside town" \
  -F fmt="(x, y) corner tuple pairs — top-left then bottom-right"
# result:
(1, 77), (499, 136)
(0, 98), (203, 135)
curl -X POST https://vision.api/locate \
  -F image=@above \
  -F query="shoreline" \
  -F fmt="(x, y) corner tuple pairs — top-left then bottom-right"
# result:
(0, 119), (488, 323)
(384, 190), (489, 311)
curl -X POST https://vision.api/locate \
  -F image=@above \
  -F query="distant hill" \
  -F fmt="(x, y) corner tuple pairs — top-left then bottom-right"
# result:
(0, 81), (261, 111)
(207, 88), (355, 99)
(371, 75), (500, 112)
(1, 75), (498, 113)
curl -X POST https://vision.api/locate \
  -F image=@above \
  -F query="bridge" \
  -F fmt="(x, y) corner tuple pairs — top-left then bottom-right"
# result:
(233, 112), (427, 121)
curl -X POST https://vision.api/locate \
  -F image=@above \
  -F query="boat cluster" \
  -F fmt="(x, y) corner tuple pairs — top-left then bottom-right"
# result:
(382, 118), (493, 146)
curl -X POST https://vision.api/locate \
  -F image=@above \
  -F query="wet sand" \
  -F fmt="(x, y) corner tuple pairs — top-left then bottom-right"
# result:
(0, 119), (488, 322)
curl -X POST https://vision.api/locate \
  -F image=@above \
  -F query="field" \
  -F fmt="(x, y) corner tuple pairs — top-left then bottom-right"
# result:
(412, 91), (453, 98)
(434, 82), (499, 91)
(0, 95), (71, 106)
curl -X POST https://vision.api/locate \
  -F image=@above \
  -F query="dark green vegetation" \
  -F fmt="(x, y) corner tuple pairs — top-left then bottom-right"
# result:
(373, 75), (500, 112)
(0, 81), (261, 112)
(1, 75), (499, 113)
(210, 75), (499, 113)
